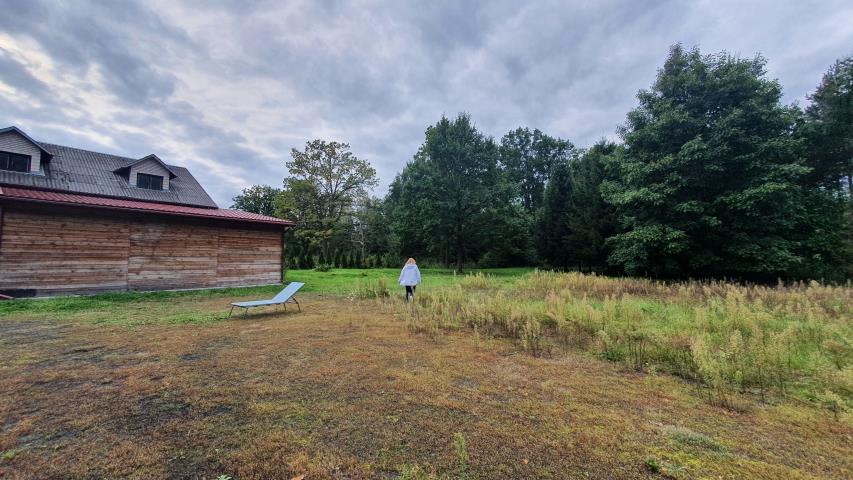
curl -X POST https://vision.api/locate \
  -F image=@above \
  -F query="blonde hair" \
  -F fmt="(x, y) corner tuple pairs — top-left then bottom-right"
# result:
(406, 258), (416, 265)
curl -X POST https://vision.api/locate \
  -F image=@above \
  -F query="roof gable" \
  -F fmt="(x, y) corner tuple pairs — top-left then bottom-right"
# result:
(114, 154), (178, 179)
(0, 126), (53, 162)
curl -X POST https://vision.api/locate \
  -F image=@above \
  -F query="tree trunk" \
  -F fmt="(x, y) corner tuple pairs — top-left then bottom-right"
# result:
(456, 240), (464, 273)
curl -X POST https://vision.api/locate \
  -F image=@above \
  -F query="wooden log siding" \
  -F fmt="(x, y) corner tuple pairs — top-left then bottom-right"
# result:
(0, 204), (283, 296)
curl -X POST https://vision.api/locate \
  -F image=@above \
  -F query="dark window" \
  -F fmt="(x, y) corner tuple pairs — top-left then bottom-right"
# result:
(0, 151), (31, 173)
(137, 173), (164, 190)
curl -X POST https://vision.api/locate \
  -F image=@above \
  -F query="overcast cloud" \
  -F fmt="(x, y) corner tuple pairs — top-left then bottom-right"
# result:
(1, 0), (851, 206)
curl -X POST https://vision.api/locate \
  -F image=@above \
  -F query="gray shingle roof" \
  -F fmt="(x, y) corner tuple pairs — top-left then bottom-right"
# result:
(0, 140), (218, 208)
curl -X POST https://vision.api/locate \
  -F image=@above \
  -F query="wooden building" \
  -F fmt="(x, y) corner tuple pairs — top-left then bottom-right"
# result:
(0, 126), (293, 297)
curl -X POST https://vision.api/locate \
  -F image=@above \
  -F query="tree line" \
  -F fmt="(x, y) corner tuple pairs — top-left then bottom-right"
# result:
(232, 45), (853, 281)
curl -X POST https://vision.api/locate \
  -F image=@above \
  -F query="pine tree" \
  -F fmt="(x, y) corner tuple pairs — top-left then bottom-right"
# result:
(536, 158), (573, 268)
(563, 142), (619, 272)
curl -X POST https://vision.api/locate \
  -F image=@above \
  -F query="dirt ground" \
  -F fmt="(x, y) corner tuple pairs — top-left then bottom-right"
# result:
(0, 295), (850, 479)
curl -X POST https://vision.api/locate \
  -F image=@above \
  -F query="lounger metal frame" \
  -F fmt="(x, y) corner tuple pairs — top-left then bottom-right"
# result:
(228, 282), (304, 317)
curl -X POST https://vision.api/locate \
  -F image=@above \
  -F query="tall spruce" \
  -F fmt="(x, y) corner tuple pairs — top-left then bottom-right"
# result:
(563, 141), (620, 272)
(803, 56), (853, 193)
(537, 158), (573, 268)
(796, 57), (853, 279)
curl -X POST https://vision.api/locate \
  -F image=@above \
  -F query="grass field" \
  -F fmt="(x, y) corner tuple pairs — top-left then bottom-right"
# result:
(395, 271), (853, 413)
(0, 268), (531, 325)
(0, 268), (851, 479)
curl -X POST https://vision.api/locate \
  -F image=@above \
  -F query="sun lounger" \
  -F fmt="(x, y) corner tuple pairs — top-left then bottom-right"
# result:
(229, 282), (305, 317)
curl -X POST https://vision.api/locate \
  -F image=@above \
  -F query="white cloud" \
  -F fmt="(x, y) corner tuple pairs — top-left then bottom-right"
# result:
(1, 0), (851, 205)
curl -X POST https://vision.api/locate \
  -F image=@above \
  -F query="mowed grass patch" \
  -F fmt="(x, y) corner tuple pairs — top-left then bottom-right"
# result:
(287, 267), (531, 294)
(0, 297), (850, 478)
(0, 268), (532, 325)
(0, 284), (285, 325)
(1, 268), (851, 477)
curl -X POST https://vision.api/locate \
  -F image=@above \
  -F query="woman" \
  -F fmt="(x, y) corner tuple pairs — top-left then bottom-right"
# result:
(398, 257), (421, 302)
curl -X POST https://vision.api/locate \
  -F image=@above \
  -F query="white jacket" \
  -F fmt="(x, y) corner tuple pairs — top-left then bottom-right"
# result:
(398, 264), (421, 286)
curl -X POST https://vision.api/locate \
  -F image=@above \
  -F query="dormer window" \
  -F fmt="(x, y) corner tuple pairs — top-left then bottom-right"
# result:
(0, 151), (31, 173)
(115, 154), (175, 191)
(137, 173), (164, 190)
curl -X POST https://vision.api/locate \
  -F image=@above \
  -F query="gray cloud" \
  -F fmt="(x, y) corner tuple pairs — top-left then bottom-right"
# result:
(0, 48), (50, 96)
(1, 0), (851, 206)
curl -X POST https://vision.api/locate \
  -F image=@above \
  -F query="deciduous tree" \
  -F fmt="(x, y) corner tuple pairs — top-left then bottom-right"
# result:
(282, 140), (378, 256)
(603, 45), (807, 279)
(499, 128), (573, 214)
(230, 185), (282, 216)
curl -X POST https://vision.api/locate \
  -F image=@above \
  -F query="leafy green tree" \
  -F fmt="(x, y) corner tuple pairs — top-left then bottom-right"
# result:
(287, 140), (378, 220)
(603, 45), (808, 279)
(479, 174), (535, 267)
(389, 114), (502, 271)
(499, 128), (574, 214)
(348, 196), (395, 260)
(387, 153), (440, 261)
(277, 139), (378, 260)
(230, 185), (282, 216)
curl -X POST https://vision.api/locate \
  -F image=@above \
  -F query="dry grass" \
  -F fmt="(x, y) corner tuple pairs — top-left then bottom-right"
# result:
(400, 271), (853, 414)
(0, 291), (851, 478)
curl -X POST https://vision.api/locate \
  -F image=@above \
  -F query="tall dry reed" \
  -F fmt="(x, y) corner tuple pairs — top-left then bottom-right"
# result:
(392, 271), (853, 414)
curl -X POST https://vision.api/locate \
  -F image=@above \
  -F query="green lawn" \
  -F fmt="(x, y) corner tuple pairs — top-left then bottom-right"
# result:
(0, 268), (533, 325)
(287, 267), (532, 294)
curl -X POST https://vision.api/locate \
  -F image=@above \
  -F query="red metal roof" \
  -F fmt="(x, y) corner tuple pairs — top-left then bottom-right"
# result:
(0, 186), (293, 226)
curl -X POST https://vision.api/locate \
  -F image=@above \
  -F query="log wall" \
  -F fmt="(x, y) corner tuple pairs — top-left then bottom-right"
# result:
(0, 203), (283, 297)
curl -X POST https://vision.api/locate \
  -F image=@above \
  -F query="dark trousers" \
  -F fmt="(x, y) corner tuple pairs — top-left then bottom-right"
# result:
(405, 285), (416, 301)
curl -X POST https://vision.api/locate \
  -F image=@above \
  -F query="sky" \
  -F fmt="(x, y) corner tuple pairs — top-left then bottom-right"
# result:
(1, 0), (852, 207)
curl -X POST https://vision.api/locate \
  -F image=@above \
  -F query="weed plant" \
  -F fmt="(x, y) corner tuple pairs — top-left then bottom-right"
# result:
(393, 271), (853, 415)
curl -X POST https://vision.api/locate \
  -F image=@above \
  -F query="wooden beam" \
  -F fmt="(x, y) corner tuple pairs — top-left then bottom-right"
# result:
(281, 229), (286, 284)
(0, 204), (4, 255)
